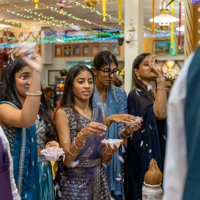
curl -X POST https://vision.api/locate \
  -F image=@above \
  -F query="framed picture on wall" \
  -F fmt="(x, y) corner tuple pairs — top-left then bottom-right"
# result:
(153, 40), (171, 56)
(55, 45), (63, 57)
(82, 44), (90, 56)
(91, 43), (100, 56)
(48, 70), (61, 86)
(73, 44), (81, 56)
(111, 44), (120, 56)
(101, 44), (110, 51)
(64, 44), (72, 56)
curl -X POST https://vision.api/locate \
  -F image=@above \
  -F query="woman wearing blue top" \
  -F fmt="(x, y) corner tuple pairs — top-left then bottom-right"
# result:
(0, 53), (58, 200)
(124, 53), (167, 200)
(92, 51), (141, 200)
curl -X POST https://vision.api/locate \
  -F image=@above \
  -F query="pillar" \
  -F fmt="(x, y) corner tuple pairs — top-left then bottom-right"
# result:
(124, 0), (144, 94)
(184, 0), (194, 60)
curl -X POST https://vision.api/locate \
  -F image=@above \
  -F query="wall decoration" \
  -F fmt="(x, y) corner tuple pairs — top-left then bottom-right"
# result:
(177, 35), (184, 55)
(153, 41), (171, 56)
(73, 44), (81, 56)
(53, 43), (121, 57)
(111, 44), (120, 56)
(48, 70), (61, 86)
(55, 45), (63, 57)
(64, 44), (72, 56)
(101, 44), (110, 51)
(91, 43), (100, 56)
(82, 44), (90, 56)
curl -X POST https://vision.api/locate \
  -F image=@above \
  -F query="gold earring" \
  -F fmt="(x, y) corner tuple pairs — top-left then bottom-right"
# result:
(137, 76), (141, 81)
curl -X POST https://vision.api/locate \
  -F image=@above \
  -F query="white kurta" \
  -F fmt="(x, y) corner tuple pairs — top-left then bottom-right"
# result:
(0, 126), (21, 200)
(162, 53), (194, 200)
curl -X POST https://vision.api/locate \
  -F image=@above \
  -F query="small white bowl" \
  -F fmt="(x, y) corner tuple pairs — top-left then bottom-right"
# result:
(101, 139), (123, 148)
(43, 155), (60, 162)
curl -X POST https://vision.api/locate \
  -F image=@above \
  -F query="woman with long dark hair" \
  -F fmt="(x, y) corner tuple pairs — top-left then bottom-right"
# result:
(54, 64), (122, 199)
(124, 53), (167, 200)
(92, 51), (141, 200)
(0, 55), (58, 200)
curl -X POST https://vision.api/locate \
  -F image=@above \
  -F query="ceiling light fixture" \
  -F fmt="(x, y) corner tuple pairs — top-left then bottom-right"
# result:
(149, 0), (179, 30)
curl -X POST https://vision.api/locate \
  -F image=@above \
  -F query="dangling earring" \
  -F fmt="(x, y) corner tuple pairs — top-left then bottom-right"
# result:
(137, 76), (141, 81)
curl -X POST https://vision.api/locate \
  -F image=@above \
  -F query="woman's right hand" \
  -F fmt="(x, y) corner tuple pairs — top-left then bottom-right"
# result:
(148, 55), (163, 78)
(79, 122), (107, 139)
(20, 54), (43, 73)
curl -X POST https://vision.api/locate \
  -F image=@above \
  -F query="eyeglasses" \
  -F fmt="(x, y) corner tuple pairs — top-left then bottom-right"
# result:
(99, 69), (120, 77)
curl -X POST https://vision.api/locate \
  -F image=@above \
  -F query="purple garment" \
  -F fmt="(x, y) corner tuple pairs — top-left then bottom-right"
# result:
(58, 107), (110, 200)
(0, 136), (13, 200)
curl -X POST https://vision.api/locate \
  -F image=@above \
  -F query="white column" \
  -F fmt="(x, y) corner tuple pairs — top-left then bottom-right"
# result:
(124, 0), (144, 94)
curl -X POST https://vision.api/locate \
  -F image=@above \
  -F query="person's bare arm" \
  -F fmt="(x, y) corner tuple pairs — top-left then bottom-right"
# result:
(0, 55), (43, 128)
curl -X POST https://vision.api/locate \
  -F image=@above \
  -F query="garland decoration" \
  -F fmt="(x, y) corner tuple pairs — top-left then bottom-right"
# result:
(118, 0), (122, 25)
(34, 0), (39, 9)
(102, 0), (107, 21)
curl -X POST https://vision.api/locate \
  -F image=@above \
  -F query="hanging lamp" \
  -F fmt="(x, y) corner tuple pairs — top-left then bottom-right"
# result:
(149, 0), (179, 30)
(34, 0), (39, 9)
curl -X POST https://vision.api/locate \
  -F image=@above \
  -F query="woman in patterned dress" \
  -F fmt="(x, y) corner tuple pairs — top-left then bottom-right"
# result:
(0, 55), (58, 200)
(92, 51), (141, 200)
(54, 64), (136, 200)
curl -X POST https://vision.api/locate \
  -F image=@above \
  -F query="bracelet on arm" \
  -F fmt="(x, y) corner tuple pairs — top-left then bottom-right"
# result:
(77, 133), (86, 143)
(156, 77), (166, 83)
(102, 158), (112, 164)
(67, 147), (79, 156)
(157, 87), (168, 91)
(102, 153), (112, 164)
(73, 137), (83, 150)
(119, 129), (132, 139)
(26, 91), (42, 96)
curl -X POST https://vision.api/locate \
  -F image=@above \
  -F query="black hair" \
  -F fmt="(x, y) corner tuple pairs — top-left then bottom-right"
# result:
(93, 50), (118, 70)
(0, 56), (56, 141)
(132, 53), (155, 101)
(60, 64), (94, 109)
(60, 69), (67, 77)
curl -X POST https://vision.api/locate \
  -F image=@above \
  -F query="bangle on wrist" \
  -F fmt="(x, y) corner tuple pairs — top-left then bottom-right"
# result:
(156, 77), (165, 83)
(102, 156), (112, 164)
(157, 87), (168, 91)
(119, 129), (132, 139)
(26, 91), (42, 96)
(67, 147), (79, 156)
(73, 137), (83, 150)
(77, 133), (86, 143)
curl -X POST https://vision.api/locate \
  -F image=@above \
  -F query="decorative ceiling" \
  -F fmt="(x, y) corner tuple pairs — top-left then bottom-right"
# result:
(0, 0), (184, 32)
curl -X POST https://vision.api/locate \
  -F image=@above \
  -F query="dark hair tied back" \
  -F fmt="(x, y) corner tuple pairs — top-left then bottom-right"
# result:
(132, 53), (155, 101)
(93, 51), (118, 70)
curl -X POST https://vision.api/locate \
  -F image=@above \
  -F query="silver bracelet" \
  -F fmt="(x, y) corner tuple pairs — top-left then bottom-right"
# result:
(119, 129), (132, 139)
(156, 77), (165, 83)
(157, 87), (168, 91)
(73, 139), (83, 150)
(26, 91), (42, 96)
(67, 147), (79, 156)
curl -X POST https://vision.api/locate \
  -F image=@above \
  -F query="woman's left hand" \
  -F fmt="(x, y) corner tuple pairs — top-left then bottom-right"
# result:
(45, 140), (60, 149)
(102, 143), (121, 155)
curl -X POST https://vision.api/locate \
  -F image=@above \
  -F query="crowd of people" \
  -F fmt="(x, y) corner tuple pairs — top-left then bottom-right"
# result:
(1, 45), (196, 200)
